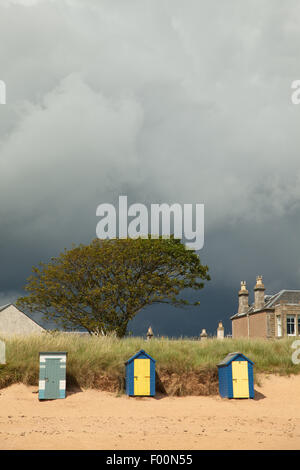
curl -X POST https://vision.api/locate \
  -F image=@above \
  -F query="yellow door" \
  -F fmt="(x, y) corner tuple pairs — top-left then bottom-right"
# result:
(232, 361), (249, 398)
(134, 359), (150, 396)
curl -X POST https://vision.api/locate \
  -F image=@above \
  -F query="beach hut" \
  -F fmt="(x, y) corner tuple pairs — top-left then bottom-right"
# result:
(217, 352), (254, 399)
(125, 349), (156, 396)
(38, 352), (67, 400)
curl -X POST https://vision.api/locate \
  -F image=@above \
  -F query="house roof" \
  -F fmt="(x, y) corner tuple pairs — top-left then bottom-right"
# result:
(125, 349), (156, 365)
(0, 303), (11, 313)
(217, 352), (254, 367)
(0, 303), (45, 329)
(39, 351), (68, 356)
(264, 290), (300, 307)
(231, 289), (300, 319)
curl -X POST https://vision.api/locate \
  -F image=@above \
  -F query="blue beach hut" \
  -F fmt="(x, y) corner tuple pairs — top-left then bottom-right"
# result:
(39, 352), (67, 400)
(217, 352), (254, 399)
(125, 349), (156, 396)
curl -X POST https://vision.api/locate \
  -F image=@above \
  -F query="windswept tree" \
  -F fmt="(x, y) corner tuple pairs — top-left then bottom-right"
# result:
(17, 237), (210, 337)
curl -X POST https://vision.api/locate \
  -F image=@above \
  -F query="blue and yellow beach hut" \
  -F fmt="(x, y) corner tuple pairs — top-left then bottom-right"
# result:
(125, 349), (156, 396)
(217, 352), (254, 399)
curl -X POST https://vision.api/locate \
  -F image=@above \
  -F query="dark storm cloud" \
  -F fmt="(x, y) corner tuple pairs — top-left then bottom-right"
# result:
(1, 0), (300, 334)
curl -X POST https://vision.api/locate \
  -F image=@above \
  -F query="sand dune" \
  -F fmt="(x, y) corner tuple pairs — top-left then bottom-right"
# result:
(0, 374), (300, 450)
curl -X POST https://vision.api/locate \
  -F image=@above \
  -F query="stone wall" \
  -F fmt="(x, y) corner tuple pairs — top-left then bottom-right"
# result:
(267, 311), (275, 338)
(232, 312), (267, 338)
(249, 311), (267, 338)
(232, 315), (248, 338)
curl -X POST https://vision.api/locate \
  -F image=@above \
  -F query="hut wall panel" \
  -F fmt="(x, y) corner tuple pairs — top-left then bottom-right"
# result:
(218, 366), (228, 397)
(248, 362), (254, 398)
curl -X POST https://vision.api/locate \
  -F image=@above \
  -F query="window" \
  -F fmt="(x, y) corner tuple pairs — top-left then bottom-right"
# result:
(287, 315), (296, 336)
(277, 316), (282, 337)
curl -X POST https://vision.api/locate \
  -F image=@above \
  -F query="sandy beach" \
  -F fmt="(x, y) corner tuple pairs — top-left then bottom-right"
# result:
(0, 374), (299, 450)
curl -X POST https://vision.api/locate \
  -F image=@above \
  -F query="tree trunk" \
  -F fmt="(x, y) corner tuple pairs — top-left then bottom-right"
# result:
(115, 321), (129, 338)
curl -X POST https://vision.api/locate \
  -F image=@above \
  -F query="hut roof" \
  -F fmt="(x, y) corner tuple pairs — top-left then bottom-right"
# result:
(39, 351), (68, 356)
(125, 349), (155, 365)
(217, 352), (253, 367)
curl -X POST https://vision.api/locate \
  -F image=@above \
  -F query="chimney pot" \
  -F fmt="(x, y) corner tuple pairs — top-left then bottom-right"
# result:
(238, 280), (249, 314)
(254, 275), (265, 310)
(200, 328), (208, 340)
(146, 326), (154, 340)
(217, 321), (224, 340)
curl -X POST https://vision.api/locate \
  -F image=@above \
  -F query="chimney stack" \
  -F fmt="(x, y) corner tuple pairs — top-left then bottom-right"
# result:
(254, 275), (265, 310)
(146, 326), (154, 340)
(217, 321), (224, 340)
(238, 281), (249, 314)
(200, 328), (208, 341)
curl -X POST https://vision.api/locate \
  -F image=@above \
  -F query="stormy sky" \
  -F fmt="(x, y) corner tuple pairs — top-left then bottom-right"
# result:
(1, 0), (300, 336)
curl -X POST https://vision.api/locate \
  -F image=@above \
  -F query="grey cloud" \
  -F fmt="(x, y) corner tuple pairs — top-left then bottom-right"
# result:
(0, 0), (300, 334)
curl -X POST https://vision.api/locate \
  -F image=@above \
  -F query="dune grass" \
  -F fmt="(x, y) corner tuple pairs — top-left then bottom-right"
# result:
(0, 333), (299, 393)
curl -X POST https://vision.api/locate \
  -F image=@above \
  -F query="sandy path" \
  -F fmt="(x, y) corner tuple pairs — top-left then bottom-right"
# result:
(0, 374), (300, 450)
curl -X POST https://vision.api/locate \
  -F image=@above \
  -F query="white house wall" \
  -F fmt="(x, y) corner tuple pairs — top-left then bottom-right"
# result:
(0, 305), (44, 336)
(0, 340), (5, 363)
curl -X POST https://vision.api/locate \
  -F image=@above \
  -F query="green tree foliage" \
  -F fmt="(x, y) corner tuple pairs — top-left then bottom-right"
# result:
(17, 237), (210, 337)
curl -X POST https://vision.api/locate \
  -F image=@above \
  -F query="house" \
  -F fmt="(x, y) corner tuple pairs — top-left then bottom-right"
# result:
(231, 276), (300, 339)
(0, 303), (45, 336)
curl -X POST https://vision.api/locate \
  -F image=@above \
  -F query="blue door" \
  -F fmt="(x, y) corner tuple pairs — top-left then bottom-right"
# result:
(44, 358), (61, 399)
